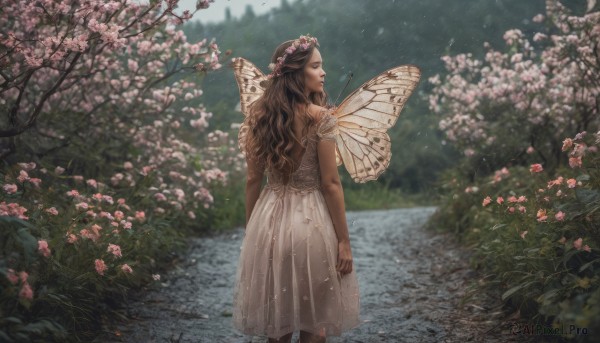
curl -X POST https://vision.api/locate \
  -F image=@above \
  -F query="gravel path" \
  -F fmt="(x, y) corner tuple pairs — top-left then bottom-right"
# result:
(95, 207), (517, 343)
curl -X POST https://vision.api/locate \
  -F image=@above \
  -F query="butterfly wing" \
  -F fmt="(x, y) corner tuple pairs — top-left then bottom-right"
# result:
(332, 65), (421, 183)
(232, 57), (267, 117)
(232, 58), (267, 157)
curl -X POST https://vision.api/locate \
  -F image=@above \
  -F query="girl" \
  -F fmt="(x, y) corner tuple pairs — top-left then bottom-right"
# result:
(232, 35), (361, 343)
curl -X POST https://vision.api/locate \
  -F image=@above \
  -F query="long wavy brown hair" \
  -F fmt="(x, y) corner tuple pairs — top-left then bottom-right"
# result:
(245, 39), (327, 178)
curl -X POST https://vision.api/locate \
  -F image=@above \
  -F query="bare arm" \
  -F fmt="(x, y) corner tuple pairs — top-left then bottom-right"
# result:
(317, 139), (350, 243)
(315, 110), (354, 275)
(245, 154), (264, 227)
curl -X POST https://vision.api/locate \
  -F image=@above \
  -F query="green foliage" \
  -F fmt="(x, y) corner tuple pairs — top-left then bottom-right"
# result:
(427, 133), (600, 341)
(0, 161), (191, 342)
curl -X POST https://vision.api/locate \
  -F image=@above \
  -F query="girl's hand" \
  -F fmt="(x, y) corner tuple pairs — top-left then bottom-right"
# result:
(336, 241), (353, 276)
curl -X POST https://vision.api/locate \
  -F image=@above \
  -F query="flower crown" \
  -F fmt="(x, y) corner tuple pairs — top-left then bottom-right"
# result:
(267, 34), (319, 79)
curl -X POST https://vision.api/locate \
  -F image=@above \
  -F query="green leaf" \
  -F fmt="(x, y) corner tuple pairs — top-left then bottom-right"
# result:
(502, 281), (537, 301)
(576, 174), (590, 182)
(0, 331), (13, 343)
(15, 227), (38, 264)
(575, 189), (600, 204)
(490, 223), (507, 231)
(579, 258), (600, 272)
(3, 317), (22, 324)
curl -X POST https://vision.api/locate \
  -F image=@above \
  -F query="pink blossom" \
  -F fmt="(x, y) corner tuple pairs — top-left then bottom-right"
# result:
(555, 211), (565, 221)
(568, 156), (582, 168)
(573, 238), (583, 250)
(86, 179), (98, 188)
(518, 206), (526, 213)
(19, 271), (28, 283)
(135, 211), (146, 222)
(75, 202), (89, 210)
(507, 196), (518, 203)
(107, 243), (122, 258)
(508, 207), (515, 213)
(3, 184), (18, 194)
(95, 259), (108, 276)
(526, 146), (535, 154)
(529, 164), (543, 173)
(38, 240), (51, 257)
(567, 178), (577, 188)
(114, 210), (124, 221)
(152, 274), (161, 281)
(496, 196), (504, 204)
(19, 283), (33, 300)
(536, 209), (548, 222)
(547, 176), (564, 188)
(102, 195), (114, 205)
(562, 138), (573, 151)
(17, 170), (30, 183)
(17, 162), (36, 171)
(574, 132), (586, 140)
(22, 177), (40, 187)
(121, 264), (133, 273)
(45, 207), (58, 215)
(520, 230), (528, 239)
(66, 233), (78, 244)
(6, 269), (19, 285)
(66, 189), (80, 197)
(482, 196), (492, 206)
(517, 196), (527, 203)
(0, 201), (29, 220)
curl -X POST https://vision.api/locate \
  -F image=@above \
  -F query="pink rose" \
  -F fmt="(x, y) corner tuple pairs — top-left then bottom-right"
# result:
(95, 259), (108, 276)
(121, 264), (133, 273)
(482, 196), (492, 206)
(536, 209), (547, 222)
(569, 157), (582, 168)
(496, 196), (504, 204)
(6, 269), (19, 285)
(107, 243), (122, 258)
(38, 240), (51, 257)
(555, 211), (565, 221)
(45, 207), (58, 215)
(567, 178), (577, 188)
(529, 164), (543, 173)
(3, 184), (18, 194)
(19, 283), (33, 300)
(561, 138), (573, 151)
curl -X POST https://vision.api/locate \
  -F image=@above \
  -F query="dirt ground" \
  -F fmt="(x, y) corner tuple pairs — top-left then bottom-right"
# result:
(94, 207), (538, 343)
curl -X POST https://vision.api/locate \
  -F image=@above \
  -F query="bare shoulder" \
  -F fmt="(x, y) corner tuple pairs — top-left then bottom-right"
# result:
(307, 104), (332, 122)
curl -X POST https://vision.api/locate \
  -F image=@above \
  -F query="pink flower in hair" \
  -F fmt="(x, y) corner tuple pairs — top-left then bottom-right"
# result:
(285, 46), (296, 55)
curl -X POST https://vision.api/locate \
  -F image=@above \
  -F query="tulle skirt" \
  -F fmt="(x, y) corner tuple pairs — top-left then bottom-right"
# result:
(232, 184), (361, 339)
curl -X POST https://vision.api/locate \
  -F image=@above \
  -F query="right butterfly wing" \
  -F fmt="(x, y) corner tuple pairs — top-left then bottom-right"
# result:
(231, 57), (267, 117)
(332, 65), (421, 183)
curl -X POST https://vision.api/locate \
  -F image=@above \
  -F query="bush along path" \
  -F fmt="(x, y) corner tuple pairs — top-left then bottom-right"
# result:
(93, 207), (538, 343)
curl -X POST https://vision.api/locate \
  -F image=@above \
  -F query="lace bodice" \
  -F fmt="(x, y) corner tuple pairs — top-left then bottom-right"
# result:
(239, 111), (339, 194)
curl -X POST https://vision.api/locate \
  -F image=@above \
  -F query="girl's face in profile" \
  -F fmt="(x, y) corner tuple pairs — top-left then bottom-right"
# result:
(303, 48), (326, 96)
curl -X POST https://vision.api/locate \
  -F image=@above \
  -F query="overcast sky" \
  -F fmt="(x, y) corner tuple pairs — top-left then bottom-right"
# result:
(177, 0), (282, 24)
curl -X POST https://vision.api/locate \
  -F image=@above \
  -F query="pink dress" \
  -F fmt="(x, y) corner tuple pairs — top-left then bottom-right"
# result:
(232, 112), (361, 339)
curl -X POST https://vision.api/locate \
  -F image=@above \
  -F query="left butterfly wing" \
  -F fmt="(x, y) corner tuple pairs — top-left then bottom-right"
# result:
(232, 58), (267, 157)
(332, 65), (421, 183)
(232, 57), (267, 117)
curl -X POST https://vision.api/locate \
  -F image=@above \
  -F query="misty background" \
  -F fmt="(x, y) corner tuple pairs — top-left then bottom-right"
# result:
(175, 0), (548, 197)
